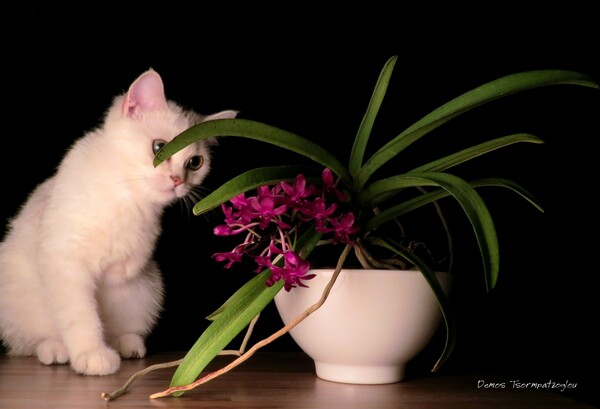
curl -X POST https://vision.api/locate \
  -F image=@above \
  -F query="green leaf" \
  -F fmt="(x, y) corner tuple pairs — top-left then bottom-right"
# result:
(358, 174), (442, 209)
(359, 172), (499, 290)
(169, 270), (283, 395)
(171, 227), (322, 395)
(364, 133), (544, 205)
(154, 118), (351, 186)
(349, 55), (397, 178)
(192, 166), (310, 216)
(356, 70), (599, 190)
(365, 188), (450, 232)
(471, 177), (544, 213)
(365, 177), (543, 233)
(409, 133), (544, 174)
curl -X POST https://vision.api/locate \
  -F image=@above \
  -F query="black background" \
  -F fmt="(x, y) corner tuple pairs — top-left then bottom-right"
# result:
(2, 5), (599, 406)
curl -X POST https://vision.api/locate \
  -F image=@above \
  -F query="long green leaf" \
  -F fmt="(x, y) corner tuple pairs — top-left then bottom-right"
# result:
(409, 133), (544, 173)
(170, 270), (283, 395)
(171, 226), (323, 394)
(471, 177), (544, 212)
(349, 55), (397, 178)
(358, 174), (442, 208)
(154, 118), (351, 185)
(364, 177), (544, 232)
(366, 133), (543, 205)
(356, 70), (598, 190)
(359, 172), (499, 290)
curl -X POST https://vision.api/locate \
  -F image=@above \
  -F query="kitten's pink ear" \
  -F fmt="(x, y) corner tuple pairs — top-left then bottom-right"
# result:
(121, 69), (168, 117)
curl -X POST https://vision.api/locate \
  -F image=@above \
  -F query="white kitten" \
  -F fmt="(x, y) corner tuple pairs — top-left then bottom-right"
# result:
(0, 69), (237, 375)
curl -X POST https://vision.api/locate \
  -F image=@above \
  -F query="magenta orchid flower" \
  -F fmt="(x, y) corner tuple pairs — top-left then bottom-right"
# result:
(266, 251), (316, 291)
(212, 168), (359, 291)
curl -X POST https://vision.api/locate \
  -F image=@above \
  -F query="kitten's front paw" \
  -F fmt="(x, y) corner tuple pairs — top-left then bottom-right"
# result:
(36, 338), (69, 365)
(110, 333), (146, 359)
(71, 346), (120, 375)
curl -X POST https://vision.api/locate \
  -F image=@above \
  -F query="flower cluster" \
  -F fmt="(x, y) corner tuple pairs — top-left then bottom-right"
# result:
(212, 168), (360, 291)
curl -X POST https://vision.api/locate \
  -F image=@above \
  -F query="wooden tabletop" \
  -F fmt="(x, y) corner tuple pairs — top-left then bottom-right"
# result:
(0, 351), (595, 409)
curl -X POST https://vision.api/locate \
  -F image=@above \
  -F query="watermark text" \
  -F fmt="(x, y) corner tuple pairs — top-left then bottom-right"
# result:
(477, 379), (577, 393)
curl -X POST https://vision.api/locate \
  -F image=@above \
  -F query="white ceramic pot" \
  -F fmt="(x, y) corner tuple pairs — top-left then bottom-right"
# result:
(274, 269), (451, 384)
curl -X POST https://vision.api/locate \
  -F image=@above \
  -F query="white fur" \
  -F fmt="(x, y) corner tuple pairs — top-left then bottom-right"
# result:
(0, 69), (237, 375)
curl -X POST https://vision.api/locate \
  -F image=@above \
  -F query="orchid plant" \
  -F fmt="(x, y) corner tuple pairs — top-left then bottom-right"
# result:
(102, 56), (598, 401)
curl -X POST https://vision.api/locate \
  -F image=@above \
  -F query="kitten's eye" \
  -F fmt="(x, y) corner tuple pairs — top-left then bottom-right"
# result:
(187, 155), (203, 171)
(152, 139), (167, 155)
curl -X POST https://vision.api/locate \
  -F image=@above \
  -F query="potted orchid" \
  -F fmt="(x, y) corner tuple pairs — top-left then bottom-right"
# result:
(102, 55), (598, 400)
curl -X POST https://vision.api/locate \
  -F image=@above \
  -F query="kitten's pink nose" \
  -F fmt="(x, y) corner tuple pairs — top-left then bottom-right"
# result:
(171, 175), (184, 187)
